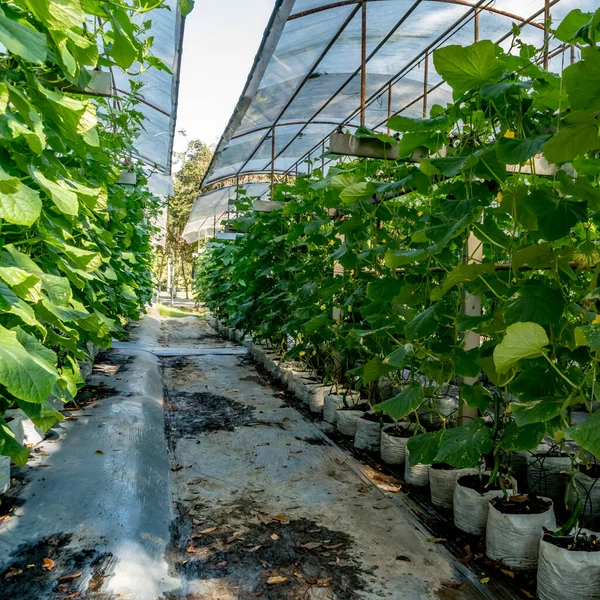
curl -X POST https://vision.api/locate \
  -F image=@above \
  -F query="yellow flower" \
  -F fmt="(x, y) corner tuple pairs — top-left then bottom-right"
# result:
(348, 305), (352, 312)
(299, 351), (306, 357)
(312, 350), (317, 356)
(320, 304), (326, 311)
(593, 315), (600, 325)
(306, 215), (311, 221)
(349, 269), (354, 275)
(417, 211), (423, 217)
(329, 239), (335, 246)
(504, 130), (515, 138)
(497, 192), (503, 203)
(382, 239), (386, 243)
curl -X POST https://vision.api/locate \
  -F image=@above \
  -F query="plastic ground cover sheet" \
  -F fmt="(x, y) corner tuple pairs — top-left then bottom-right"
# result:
(202, 0), (596, 186)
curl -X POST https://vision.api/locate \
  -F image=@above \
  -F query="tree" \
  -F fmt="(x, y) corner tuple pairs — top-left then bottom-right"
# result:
(159, 135), (213, 298)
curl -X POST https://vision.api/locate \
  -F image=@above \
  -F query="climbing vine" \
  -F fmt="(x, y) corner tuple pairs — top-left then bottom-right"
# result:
(197, 9), (600, 515)
(0, 0), (178, 464)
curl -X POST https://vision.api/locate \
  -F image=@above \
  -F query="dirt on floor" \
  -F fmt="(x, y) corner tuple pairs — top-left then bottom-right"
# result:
(165, 495), (366, 600)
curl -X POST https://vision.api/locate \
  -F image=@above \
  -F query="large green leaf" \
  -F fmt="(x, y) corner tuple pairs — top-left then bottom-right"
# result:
(0, 419), (29, 466)
(430, 263), (493, 301)
(495, 135), (550, 165)
(29, 167), (79, 216)
(544, 111), (600, 164)
(504, 285), (565, 325)
(493, 322), (549, 374)
(383, 344), (413, 368)
(432, 41), (505, 97)
(434, 418), (493, 468)
(366, 279), (403, 302)
(362, 357), (395, 385)
(562, 47), (600, 113)
(407, 431), (442, 465)
(0, 282), (38, 326)
(0, 325), (58, 403)
(0, 168), (42, 226)
(459, 384), (492, 412)
(565, 412), (600, 459)
(25, 0), (84, 30)
(374, 382), (424, 419)
(340, 182), (376, 205)
(510, 398), (563, 426)
(387, 114), (450, 133)
(500, 421), (546, 452)
(179, 0), (195, 17)
(0, 6), (47, 64)
(17, 399), (63, 432)
(554, 9), (594, 42)
(405, 303), (442, 340)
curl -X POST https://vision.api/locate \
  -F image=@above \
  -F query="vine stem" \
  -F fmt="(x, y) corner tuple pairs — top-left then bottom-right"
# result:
(543, 353), (578, 390)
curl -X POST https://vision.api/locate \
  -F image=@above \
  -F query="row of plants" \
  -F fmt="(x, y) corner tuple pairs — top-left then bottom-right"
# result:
(0, 0), (184, 467)
(196, 8), (600, 586)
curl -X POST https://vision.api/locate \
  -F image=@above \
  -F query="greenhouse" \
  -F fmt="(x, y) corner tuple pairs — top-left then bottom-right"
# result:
(1, 0), (600, 599)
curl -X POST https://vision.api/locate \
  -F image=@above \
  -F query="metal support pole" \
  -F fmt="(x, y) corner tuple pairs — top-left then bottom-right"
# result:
(387, 82), (392, 134)
(458, 231), (483, 425)
(423, 51), (429, 118)
(321, 141), (325, 175)
(570, 45), (575, 65)
(474, 7), (479, 42)
(360, 0), (367, 126)
(270, 128), (276, 198)
(543, 0), (550, 69)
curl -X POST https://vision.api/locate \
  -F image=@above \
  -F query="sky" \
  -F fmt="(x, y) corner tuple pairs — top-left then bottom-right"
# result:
(173, 0), (276, 154)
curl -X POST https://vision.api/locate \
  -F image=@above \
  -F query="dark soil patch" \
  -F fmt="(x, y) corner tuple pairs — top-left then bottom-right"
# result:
(544, 531), (600, 552)
(0, 533), (114, 599)
(167, 496), (366, 600)
(164, 390), (256, 438)
(93, 352), (134, 369)
(337, 403), (370, 413)
(457, 474), (501, 494)
(294, 436), (329, 447)
(63, 385), (120, 410)
(491, 494), (552, 515)
(382, 425), (412, 438)
(360, 411), (392, 424)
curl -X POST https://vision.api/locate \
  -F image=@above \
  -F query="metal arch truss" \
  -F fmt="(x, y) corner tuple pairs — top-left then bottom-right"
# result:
(203, 0), (560, 188)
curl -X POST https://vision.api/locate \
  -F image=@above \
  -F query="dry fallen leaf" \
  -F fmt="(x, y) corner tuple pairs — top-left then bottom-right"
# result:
(266, 576), (288, 585)
(302, 542), (321, 550)
(95, 450), (104, 455)
(247, 545), (261, 553)
(270, 534), (280, 541)
(4, 568), (23, 579)
(427, 537), (447, 544)
(500, 569), (515, 579)
(290, 450), (302, 454)
(358, 487), (369, 493)
(58, 571), (82, 581)
(186, 545), (196, 553)
(215, 561), (228, 568)
(198, 527), (217, 535)
(521, 590), (534, 599)
(480, 577), (490, 584)
(171, 464), (184, 472)
(443, 582), (468, 591)
(272, 515), (288, 523)
(192, 519), (202, 525)
(42, 558), (55, 571)
(458, 554), (473, 564)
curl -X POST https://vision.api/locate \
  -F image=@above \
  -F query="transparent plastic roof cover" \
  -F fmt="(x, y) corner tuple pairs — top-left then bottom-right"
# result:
(182, 182), (271, 243)
(113, 0), (184, 175)
(202, 0), (595, 187)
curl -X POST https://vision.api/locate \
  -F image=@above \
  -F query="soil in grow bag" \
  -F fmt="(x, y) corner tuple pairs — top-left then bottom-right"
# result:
(490, 494), (552, 515)
(579, 464), (600, 479)
(458, 474), (505, 494)
(543, 532), (600, 552)
(360, 411), (393, 424)
(337, 403), (370, 413)
(383, 425), (412, 438)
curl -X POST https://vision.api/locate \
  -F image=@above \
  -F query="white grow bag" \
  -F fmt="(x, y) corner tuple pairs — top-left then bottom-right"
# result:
(404, 448), (430, 487)
(337, 410), (365, 437)
(380, 424), (409, 465)
(527, 453), (572, 506)
(485, 498), (556, 569)
(454, 474), (515, 535)
(354, 417), (381, 452)
(429, 466), (479, 509)
(537, 531), (600, 600)
(0, 456), (10, 494)
(570, 470), (600, 518)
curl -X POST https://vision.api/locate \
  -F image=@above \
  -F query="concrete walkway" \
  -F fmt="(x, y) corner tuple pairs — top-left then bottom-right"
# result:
(0, 309), (495, 599)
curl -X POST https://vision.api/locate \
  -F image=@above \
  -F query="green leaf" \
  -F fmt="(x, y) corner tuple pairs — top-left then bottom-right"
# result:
(340, 182), (376, 205)
(504, 285), (565, 326)
(0, 167), (42, 226)
(0, 325), (58, 403)
(544, 111), (600, 164)
(496, 135), (551, 165)
(500, 421), (546, 452)
(512, 243), (554, 269)
(366, 279), (403, 302)
(421, 155), (477, 177)
(374, 382), (424, 419)
(574, 325), (600, 351)
(384, 248), (429, 268)
(383, 344), (413, 368)
(434, 418), (493, 468)
(554, 9), (594, 42)
(459, 384), (492, 412)
(354, 125), (397, 145)
(17, 399), (63, 432)
(405, 303), (442, 340)
(493, 322), (549, 374)
(431, 263), (493, 301)
(564, 412), (600, 459)
(432, 40), (505, 97)
(0, 6), (48, 64)
(179, 0), (195, 17)
(58, 244), (103, 271)
(510, 398), (563, 427)
(407, 431), (442, 465)
(387, 114), (450, 133)
(305, 313), (328, 335)
(29, 167), (79, 216)
(362, 357), (395, 385)
(0, 281), (38, 326)
(0, 419), (29, 466)
(562, 47), (600, 113)
(525, 189), (587, 241)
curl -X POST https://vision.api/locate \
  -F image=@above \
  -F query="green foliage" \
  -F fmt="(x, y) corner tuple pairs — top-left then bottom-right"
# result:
(0, 1), (168, 463)
(195, 12), (600, 520)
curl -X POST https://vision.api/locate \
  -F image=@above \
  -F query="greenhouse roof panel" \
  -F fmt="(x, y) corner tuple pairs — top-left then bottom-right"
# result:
(113, 0), (184, 175)
(202, 0), (593, 187)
